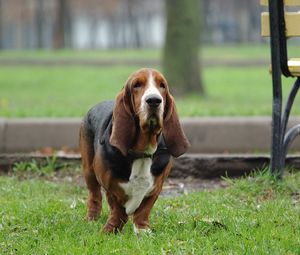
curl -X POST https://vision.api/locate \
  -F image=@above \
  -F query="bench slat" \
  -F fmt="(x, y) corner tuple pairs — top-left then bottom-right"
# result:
(261, 12), (300, 37)
(261, 0), (300, 6)
(288, 58), (300, 76)
(268, 59), (300, 76)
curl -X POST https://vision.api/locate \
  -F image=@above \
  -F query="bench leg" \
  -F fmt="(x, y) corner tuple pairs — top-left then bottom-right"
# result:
(280, 78), (300, 169)
(271, 78), (300, 177)
(270, 76), (282, 176)
(269, 0), (283, 176)
(268, 0), (300, 177)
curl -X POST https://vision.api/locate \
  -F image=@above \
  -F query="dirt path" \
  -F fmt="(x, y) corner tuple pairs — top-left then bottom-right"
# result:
(161, 177), (229, 197)
(2, 167), (229, 197)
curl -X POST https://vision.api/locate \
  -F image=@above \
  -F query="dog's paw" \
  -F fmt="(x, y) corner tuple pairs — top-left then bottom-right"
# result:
(85, 205), (102, 221)
(133, 224), (152, 235)
(85, 212), (100, 221)
(102, 223), (123, 234)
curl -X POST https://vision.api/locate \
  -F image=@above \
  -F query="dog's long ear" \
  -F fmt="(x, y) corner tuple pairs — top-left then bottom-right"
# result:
(109, 85), (136, 156)
(163, 93), (190, 157)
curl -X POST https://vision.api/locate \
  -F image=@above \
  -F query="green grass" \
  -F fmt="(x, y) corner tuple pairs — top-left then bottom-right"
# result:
(1, 65), (300, 117)
(0, 48), (161, 60)
(1, 44), (300, 117)
(0, 171), (299, 254)
(0, 44), (298, 61)
(0, 66), (133, 117)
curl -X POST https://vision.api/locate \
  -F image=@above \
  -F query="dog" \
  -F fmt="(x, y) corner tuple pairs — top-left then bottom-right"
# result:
(80, 68), (190, 233)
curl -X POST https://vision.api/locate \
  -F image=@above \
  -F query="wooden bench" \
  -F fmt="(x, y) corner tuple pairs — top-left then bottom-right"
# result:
(260, 0), (300, 176)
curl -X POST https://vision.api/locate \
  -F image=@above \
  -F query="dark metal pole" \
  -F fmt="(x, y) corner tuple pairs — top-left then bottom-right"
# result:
(268, 0), (283, 175)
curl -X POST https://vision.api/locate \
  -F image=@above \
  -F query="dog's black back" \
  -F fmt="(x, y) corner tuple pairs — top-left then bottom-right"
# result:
(82, 101), (171, 181)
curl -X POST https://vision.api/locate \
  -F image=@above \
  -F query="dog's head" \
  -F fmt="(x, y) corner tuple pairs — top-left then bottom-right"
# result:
(110, 68), (190, 157)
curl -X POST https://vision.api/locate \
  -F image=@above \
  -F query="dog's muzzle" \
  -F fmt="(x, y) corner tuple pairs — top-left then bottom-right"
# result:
(145, 94), (162, 109)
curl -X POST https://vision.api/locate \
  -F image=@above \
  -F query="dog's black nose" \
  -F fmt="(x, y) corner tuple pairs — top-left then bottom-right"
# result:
(145, 95), (162, 108)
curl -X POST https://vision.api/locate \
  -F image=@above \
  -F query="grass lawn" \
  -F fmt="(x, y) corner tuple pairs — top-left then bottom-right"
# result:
(1, 65), (300, 117)
(0, 171), (299, 254)
(1, 44), (300, 117)
(0, 44), (298, 61)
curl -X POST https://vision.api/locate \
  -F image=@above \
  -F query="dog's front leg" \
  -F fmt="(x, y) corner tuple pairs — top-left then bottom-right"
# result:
(132, 192), (160, 233)
(103, 192), (128, 233)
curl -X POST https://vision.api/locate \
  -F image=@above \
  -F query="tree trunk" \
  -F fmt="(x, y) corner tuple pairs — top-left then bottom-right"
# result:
(89, 16), (98, 49)
(163, 0), (204, 95)
(35, 0), (44, 49)
(63, 0), (72, 48)
(0, 0), (3, 49)
(127, 0), (141, 48)
(53, 0), (72, 49)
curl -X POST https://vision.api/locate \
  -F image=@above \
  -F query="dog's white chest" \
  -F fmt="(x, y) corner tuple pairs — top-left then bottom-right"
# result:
(119, 158), (154, 215)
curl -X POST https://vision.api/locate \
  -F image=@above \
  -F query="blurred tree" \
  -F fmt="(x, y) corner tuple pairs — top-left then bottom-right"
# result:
(0, 0), (2, 49)
(163, 0), (204, 95)
(127, 0), (141, 48)
(35, 0), (44, 48)
(53, 0), (72, 48)
(88, 1), (100, 49)
(15, 0), (26, 49)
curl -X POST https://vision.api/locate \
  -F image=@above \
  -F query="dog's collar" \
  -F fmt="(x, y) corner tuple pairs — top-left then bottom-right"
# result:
(127, 133), (164, 160)
(127, 150), (153, 160)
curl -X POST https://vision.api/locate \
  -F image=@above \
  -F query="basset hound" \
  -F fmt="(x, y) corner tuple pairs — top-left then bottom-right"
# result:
(80, 68), (190, 233)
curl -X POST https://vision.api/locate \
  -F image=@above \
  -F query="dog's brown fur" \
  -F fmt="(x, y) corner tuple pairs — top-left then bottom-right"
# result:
(80, 68), (189, 233)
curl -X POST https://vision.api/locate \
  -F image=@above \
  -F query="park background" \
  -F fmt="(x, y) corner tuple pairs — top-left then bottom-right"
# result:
(0, 1), (299, 254)
(0, 0), (261, 49)
(1, 0), (300, 119)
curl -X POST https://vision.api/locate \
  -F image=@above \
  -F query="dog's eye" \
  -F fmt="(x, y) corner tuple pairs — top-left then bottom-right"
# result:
(159, 82), (166, 89)
(133, 82), (142, 89)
